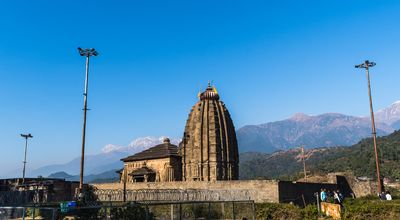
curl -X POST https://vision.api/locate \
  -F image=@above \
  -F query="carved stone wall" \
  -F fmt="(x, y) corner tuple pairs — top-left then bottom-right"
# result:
(94, 176), (363, 205)
(122, 157), (182, 183)
(93, 180), (279, 203)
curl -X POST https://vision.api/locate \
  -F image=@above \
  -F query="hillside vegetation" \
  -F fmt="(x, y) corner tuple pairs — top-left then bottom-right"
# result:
(240, 130), (400, 180)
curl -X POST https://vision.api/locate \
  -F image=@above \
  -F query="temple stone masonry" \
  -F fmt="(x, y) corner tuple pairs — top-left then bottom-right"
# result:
(120, 138), (182, 183)
(118, 84), (239, 183)
(181, 84), (239, 181)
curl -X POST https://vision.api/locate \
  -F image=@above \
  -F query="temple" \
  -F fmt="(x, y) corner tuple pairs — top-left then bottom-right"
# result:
(120, 138), (182, 183)
(181, 83), (239, 181)
(119, 84), (239, 182)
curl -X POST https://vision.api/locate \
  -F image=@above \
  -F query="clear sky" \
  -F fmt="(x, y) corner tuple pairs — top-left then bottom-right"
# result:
(1, 0), (400, 175)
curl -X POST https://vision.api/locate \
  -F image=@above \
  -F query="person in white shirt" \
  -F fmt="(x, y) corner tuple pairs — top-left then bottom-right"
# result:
(386, 191), (392, 201)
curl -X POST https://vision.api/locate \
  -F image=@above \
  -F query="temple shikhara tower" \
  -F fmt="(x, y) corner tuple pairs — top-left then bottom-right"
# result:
(181, 84), (239, 181)
(119, 83), (239, 183)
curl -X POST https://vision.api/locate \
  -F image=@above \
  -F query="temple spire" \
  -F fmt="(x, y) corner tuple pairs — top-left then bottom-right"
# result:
(182, 83), (239, 181)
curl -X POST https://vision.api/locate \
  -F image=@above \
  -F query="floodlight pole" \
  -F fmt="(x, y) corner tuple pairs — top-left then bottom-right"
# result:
(20, 133), (33, 184)
(355, 60), (382, 194)
(78, 47), (98, 191)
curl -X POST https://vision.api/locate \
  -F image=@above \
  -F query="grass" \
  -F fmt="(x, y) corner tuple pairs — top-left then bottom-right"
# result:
(255, 197), (400, 220)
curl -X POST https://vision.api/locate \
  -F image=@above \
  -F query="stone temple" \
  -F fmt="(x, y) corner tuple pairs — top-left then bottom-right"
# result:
(119, 84), (239, 182)
(181, 84), (239, 181)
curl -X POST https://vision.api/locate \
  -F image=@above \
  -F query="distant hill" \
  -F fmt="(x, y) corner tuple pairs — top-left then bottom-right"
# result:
(374, 101), (400, 127)
(48, 170), (120, 183)
(237, 113), (393, 153)
(47, 171), (73, 179)
(27, 136), (180, 178)
(314, 130), (400, 179)
(29, 151), (127, 177)
(239, 130), (400, 180)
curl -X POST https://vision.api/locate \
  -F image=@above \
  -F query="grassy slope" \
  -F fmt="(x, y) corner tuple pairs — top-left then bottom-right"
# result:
(240, 130), (400, 180)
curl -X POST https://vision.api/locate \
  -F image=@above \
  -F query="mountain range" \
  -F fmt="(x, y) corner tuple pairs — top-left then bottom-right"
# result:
(25, 136), (180, 178)
(14, 100), (400, 181)
(237, 101), (400, 153)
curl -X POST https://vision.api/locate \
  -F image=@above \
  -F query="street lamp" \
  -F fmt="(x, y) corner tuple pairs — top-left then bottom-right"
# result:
(355, 60), (382, 194)
(77, 47), (98, 191)
(20, 133), (33, 184)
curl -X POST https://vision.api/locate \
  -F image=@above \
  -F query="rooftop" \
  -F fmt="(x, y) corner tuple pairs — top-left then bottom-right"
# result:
(121, 138), (180, 162)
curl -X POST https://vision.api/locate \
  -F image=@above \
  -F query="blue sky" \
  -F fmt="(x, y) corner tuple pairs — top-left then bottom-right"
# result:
(1, 0), (400, 175)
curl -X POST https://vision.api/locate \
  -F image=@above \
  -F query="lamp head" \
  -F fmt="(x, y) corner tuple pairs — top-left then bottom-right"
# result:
(355, 60), (376, 69)
(78, 47), (99, 57)
(20, 133), (33, 138)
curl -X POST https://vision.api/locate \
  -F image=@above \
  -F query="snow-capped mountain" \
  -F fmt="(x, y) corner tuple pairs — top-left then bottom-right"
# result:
(23, 136), (180, 178)
(101, 136), (181, 154)
(237, 113), (394, 153)
(374, 101), (400, 127)
(237, 101), (400, 153)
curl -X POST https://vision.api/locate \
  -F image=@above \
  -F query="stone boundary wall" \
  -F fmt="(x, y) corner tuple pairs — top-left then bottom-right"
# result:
(93, 180), (279, 203)
(93, 176), (376, 204)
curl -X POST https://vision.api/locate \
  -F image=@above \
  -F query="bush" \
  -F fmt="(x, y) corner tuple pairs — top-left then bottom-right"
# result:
(110, 204), (151, 220)
(301, 204), (319, 219)
(342, 198), (400, 219)
(256, 203), (314, 220)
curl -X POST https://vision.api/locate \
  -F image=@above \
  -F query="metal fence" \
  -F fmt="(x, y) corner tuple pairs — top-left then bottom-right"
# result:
(0, 200), (255, 220)
(96, 189), (253, 202)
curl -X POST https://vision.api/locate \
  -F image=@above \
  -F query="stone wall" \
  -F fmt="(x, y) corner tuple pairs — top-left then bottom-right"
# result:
(122, 157), (181, 183)
(93, 180), (279, 203)
(93, 175), (376, 205)
(328, 172), (378, 198)
(278, 181), (338, 206)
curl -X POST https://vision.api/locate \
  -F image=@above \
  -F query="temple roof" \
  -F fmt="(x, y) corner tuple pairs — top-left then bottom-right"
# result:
(121, 138), (180, 162)
(129, 167), (155, 176)
(199, 83), (220, 101)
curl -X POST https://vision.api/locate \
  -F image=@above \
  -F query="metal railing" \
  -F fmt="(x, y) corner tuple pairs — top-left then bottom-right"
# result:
(0, 200), (255, 220)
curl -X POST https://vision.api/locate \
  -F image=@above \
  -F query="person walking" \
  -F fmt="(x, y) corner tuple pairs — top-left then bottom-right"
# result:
(333, 190), (343, 205)
(320, 189), (327, 202)
(386, 191), (392, 201)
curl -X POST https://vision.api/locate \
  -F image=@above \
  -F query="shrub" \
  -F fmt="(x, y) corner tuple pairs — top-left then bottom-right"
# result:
(256, 203), (303, 220)
(110, 204), (150, 220)
(342, 198), (400, 219)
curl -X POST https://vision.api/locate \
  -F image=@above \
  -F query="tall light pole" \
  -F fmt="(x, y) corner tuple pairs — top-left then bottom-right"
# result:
(355, 60), (382, 194)
(78, 47), (98, 191)
(20, 133), (33, 184)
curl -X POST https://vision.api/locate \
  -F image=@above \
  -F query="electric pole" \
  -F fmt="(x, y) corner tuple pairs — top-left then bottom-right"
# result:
(355, 60), (382, 194)
(77, 47), (98, 191)
(20, 133), (33, 184)
(301, 146), (307, 180)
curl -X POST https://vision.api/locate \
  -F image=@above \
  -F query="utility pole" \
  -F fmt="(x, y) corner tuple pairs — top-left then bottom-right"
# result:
(20, 133), (33, 184)
(355, 60), (382, 194)
(77, 47), (99, 191)
(301, 146), (307, 180)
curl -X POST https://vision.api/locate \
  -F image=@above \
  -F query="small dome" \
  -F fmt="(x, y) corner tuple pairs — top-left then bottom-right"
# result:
(199, 84), (219, 100)
(163, 138), (171, 144)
